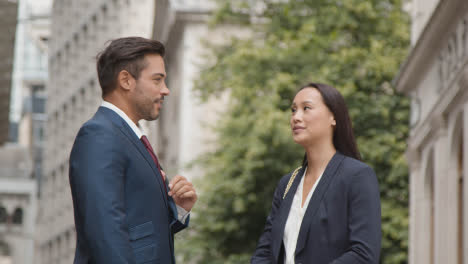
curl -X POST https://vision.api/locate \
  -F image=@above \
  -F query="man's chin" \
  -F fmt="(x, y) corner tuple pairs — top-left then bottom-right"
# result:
(144, 113), (160, 121)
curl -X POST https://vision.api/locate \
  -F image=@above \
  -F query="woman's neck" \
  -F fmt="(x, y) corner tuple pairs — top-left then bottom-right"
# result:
(304, 143), (336, 179)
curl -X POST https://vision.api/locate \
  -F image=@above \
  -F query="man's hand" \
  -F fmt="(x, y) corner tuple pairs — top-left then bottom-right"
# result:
(168, 174), (197, 212)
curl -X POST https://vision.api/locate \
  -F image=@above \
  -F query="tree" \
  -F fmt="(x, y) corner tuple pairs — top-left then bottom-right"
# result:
(177, 1), (410, 263)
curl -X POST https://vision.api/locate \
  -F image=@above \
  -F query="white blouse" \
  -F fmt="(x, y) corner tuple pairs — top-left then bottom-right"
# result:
(283, 168), (324, 264)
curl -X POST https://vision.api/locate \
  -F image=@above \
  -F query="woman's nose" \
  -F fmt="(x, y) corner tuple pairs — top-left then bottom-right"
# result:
(292, 111), (301, 123)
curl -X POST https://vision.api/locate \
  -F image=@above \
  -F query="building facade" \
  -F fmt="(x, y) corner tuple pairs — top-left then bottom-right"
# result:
(0, 0), (18, 146)
(10, 0), (50, 128)
(395, 0), (468, 263)
(11, 0), (51, 200)
(0, 0), (50, 263)
(0, 144), (36, 264)
(151, 0), (245, 179)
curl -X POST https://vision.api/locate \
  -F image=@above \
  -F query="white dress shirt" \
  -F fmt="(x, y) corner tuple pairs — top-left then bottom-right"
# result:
(101, 101), (189, 223)
(283, 167), (324, 264)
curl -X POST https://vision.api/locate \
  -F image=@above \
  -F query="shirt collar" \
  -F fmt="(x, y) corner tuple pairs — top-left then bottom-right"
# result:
(101, 101), (145, 139)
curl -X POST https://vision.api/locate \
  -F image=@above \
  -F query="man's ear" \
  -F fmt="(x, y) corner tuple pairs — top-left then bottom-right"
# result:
(117, 70), (134, 91)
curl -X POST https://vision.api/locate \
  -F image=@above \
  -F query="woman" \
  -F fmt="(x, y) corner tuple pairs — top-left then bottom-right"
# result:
(251, 83), (381, 264)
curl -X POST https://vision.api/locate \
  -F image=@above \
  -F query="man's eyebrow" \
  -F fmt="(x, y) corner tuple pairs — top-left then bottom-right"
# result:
(151, 73), (166, 78)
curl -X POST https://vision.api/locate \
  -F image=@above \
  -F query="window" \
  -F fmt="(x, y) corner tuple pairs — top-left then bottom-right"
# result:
(0, 240), (10, 256)
(0, 207), (7, 223)
(12, 208), (23, 224)
(33, 96), (46, 114)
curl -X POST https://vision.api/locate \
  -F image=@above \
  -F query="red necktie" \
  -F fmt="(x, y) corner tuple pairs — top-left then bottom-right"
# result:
(140, 135), (167, 193)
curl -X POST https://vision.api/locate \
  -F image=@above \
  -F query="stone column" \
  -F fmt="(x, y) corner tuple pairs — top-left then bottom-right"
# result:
(444, 112), (464, 264)
(463, 103), (468, 264)
(406, 146), (421, 264)
(431, 116), (451, 264)
(416, 145), (435, 264)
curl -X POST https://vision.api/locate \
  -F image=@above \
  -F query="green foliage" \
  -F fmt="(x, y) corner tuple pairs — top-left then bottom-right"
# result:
(177, 0), (410, 263)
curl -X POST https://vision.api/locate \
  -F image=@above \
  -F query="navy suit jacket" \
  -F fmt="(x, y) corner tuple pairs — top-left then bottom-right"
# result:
(251, 152), (381, 264)
(69, 107), (188, 264)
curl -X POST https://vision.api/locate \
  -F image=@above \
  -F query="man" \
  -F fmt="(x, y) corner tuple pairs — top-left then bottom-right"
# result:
(69, 37), (197, 263)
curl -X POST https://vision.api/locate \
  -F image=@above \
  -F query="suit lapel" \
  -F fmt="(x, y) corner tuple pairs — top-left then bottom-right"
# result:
(272, 166), (306, 262)
(294, 152), (345, 255)
(99, 107), (169, 208)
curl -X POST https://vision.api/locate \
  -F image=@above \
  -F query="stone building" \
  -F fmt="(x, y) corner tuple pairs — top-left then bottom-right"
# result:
(150, 0), (242, 178)
(0, 144), (36, 264)
(395, 0), (468, 263)
(38, 0), (242, 262)
(0, 0), (18, 146)
(0, 0), (49, 263)
(11, 0), (51, 198)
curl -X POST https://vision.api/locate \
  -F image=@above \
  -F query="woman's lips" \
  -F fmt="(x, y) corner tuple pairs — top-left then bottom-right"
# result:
(292, 126), (305, 133)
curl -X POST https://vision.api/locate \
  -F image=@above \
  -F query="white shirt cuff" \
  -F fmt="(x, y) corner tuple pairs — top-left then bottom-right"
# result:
(176, 205), (190, 224)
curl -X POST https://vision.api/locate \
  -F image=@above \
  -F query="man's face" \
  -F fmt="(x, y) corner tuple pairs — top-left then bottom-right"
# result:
(131, 54), (169, 121)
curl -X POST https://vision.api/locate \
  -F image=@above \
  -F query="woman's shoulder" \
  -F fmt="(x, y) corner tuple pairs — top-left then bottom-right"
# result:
(277, 166), (303, 189)
(339, 154), (373, 172)
(338, 154), (377, 183)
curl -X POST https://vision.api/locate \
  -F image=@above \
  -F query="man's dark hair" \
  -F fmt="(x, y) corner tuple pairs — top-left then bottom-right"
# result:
(96, 37), (165, 96)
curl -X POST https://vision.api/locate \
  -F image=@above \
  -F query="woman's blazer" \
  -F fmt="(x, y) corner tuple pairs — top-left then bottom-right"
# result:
(251, 152), (381, 264)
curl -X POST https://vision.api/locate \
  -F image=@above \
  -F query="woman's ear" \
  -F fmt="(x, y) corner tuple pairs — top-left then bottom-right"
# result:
(331, 116), (336, 126)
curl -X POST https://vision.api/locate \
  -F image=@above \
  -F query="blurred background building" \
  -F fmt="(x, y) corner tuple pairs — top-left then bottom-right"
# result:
(396, 0), (468, 263)
(0, 0), (18, 146)
(0, 145), (36, 264)
(0, 0), (49, 263)
(150, 0), (243, 180)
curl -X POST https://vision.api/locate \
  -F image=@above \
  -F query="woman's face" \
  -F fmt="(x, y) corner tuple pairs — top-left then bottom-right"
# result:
(290, 87), (336, 147)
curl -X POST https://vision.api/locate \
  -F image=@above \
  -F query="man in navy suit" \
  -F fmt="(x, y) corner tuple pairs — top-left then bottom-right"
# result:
(69, 37), (197, 263)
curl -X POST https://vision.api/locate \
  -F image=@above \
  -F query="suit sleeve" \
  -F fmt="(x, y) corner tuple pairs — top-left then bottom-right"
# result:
(169, 196), (189, 234)
(69, 124), (135, 263)
(171, 216), (189, 234)
(331, 167), (381, 264)
(251, 176), (287, 264)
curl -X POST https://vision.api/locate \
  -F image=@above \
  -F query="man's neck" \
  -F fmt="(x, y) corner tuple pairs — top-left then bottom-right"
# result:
(103, 95), (139, 125)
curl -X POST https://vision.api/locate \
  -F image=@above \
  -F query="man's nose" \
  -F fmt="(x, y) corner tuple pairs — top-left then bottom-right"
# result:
(162, 82), (170, 95)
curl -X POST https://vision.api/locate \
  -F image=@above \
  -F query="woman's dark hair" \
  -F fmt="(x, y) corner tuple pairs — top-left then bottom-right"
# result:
(299, 82), (361, 166)
(96, 37), (165, 96)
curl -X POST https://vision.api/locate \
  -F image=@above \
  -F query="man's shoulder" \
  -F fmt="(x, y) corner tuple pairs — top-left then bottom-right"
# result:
(71, 111), (127, 159)
(80, 107), (119, 131)
(73, 109), (123, 143)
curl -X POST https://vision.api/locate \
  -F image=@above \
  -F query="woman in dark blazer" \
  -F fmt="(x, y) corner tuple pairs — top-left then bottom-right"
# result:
(251, 83), (381, 264)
